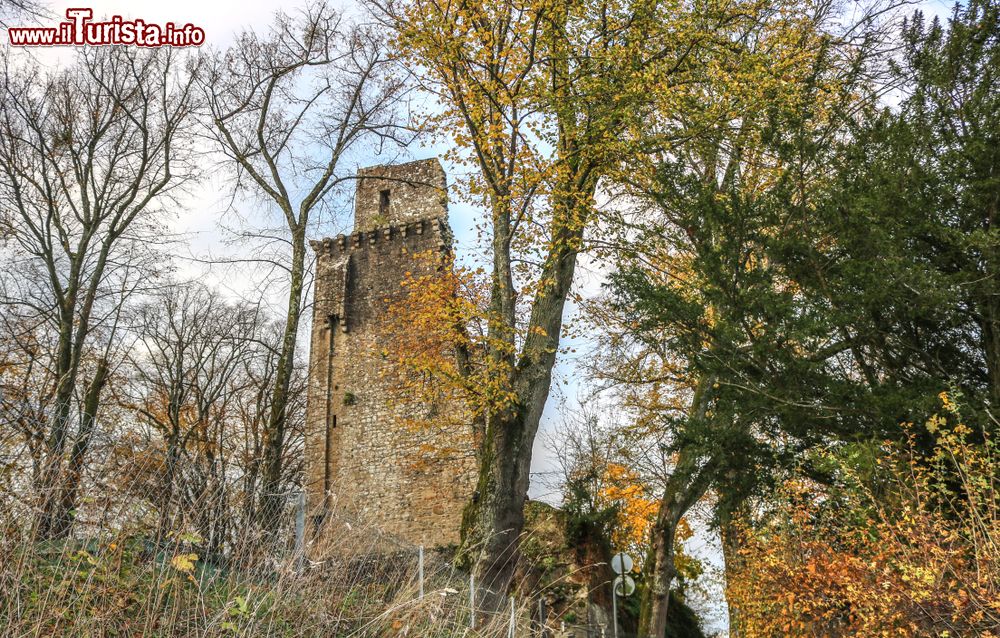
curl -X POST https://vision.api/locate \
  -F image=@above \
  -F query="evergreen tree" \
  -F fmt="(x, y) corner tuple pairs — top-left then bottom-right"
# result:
(604, 2), (1000, 632)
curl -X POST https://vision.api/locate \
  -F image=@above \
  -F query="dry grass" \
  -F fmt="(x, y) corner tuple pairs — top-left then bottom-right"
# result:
(0, 510), (540, 637)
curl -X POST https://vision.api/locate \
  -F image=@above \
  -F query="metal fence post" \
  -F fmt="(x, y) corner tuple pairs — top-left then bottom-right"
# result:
(508, 596), (516, 638)
(507, 596), (517, 638)
(294, 490), (306, 574)
(538, 597), (547, 637)
(418, 545), (424, 598)
(611, 580), (619, 638)
(470, 572), (476, 629)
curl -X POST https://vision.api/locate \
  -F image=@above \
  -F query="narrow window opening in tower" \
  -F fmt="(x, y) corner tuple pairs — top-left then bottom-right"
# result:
(379, 189), (390, 216)
(322, 314), (338, 522)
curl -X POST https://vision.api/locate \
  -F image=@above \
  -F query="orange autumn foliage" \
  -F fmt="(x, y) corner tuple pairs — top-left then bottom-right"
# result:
(379, 251), (517, 434)
(591, 461), (701, 581)
(597, 462), (660, 555)
(728, 395), (1000, 637)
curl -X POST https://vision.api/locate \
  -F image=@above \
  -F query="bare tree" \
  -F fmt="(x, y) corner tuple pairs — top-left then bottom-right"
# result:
(118, 280), (307, 559)
(199, 1), (413, 535)
(0, 0), (48, 28)
(0, 47), (199, 539)
(125, 283), (256, 546)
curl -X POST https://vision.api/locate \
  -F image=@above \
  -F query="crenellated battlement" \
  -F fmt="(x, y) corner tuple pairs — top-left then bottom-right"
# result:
(309, 215), (451, 256)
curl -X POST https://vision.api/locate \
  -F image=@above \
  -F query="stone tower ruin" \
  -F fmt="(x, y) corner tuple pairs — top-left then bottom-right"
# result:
(304, 158), (477, 548)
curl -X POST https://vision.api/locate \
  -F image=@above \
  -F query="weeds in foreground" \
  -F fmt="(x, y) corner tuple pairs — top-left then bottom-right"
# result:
(0, 517), (537, 637)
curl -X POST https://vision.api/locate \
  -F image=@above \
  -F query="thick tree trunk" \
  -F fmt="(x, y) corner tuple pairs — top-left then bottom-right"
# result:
(461, 195), (587, 612)
(157, 429), (182, 541)
(460, 320), (562, 611)
(34, 311), (84, 539)
(640, 452), (715, 638)
(461, 408), (535, 612)
(642, 513), (680, 638)
(35, 402), (74, 539)
(258, 226), (307, 537)
(640, 378), (717, 638)
(35, 240), (117, 540)
(36, 358), (108, 539)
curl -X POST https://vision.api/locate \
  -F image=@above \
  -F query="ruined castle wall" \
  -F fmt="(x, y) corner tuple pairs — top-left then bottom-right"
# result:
(305, 158), (477, 549)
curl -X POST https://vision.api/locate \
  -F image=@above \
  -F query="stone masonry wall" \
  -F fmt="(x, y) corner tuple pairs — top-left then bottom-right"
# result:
(353, 158), (449, 232)
(305, 158), (477, 549)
